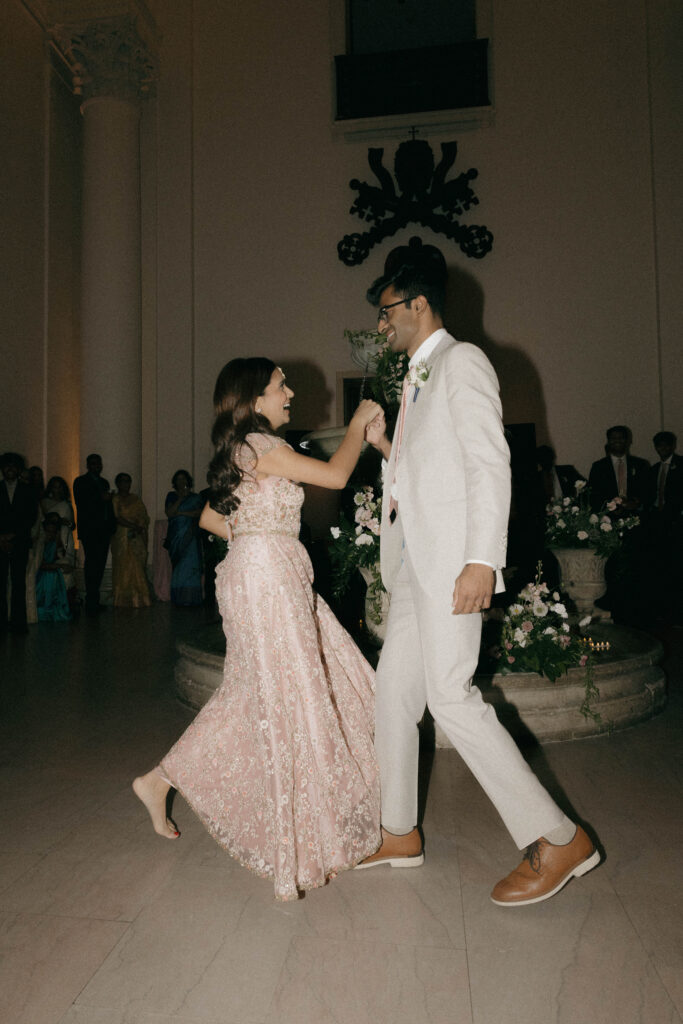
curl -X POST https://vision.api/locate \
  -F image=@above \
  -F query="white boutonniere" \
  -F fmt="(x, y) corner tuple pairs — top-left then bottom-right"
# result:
(405, 361), (431, 401)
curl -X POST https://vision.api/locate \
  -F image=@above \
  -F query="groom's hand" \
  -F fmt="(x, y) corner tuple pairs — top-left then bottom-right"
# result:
(452, 563), (494, 615)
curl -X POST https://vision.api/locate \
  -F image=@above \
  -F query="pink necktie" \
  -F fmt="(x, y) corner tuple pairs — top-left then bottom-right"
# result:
(388, 378), (410, 523)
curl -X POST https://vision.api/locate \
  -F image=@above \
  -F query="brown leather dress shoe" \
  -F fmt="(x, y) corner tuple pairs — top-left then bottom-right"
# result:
(490, 824), (600, 906)
(355, 827), (424, 869)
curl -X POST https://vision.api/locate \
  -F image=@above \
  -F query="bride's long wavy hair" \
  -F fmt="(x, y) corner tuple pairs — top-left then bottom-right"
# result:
(208, 357), (277, 515)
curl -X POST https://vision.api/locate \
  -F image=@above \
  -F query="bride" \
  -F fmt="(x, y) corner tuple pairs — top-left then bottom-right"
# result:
(134, 357), (384, 900)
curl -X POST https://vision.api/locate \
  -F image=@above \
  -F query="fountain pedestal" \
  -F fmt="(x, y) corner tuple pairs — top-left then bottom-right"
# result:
(175, 622), (666, 745)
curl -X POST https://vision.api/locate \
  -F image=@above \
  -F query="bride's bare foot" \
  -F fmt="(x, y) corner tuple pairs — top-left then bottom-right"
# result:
(132, 772), (179, 839)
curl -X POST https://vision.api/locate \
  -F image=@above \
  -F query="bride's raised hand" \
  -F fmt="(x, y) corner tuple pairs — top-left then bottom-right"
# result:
(351, 399), (383, 429)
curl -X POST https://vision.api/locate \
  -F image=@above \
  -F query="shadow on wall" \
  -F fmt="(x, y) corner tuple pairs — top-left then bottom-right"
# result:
(444, 264), (549, 446)
(282, 360), (334, 432)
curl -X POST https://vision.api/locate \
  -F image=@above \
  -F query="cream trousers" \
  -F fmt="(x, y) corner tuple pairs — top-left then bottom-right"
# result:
(375, 548), (567, 850)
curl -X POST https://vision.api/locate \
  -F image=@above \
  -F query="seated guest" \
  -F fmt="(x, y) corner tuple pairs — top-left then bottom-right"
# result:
(111, 473), (152, 608)
(0, 452), (38, 634)
(165, 469), (203, 606)
(535, 445), (585, 504)
(588, 425), (649, 512)
(34, 511), (74, 621)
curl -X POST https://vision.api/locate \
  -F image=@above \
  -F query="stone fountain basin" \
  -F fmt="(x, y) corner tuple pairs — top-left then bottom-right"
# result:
(174, 622), (666, 745)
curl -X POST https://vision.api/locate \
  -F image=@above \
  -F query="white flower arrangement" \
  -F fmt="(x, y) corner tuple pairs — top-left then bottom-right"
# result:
(328, 486), (386, 624)
(545, 488), (639, 558)
(495, 565), (600, 720)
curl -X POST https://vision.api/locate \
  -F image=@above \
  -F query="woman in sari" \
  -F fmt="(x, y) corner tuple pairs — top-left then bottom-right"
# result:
(112, 473), (152, 608)
(165, 469), (203, 606)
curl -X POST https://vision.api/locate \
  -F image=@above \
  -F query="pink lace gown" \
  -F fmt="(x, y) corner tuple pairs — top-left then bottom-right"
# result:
(159, 433), (381, 900)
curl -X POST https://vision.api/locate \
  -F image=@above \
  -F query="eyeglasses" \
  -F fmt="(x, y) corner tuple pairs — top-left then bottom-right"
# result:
(377, 297), (417, 323)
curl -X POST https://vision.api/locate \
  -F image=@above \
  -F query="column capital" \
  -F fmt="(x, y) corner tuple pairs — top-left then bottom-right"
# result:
(46, 1), (159, 103)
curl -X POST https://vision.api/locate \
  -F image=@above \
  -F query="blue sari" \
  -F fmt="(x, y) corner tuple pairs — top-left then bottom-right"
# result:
(165, 491), (203, 606)
(36, 541), (71, 621)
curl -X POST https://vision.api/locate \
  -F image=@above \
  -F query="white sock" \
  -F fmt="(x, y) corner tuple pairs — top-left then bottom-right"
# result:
(543, 819), (577, 846)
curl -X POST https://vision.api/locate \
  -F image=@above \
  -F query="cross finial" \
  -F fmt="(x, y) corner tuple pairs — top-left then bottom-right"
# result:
(408, 126), (419, 141)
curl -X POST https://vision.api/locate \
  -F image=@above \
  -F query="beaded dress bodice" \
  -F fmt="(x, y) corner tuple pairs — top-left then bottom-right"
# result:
(228, 435), (302, 539)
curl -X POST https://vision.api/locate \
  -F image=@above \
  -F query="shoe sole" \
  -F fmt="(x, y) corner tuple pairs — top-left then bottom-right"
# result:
(354, 853), (425, 871)
(490, 849), (601, 907)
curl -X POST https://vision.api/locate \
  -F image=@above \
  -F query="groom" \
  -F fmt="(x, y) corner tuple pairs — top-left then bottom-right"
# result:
(360, 241), (600, 905)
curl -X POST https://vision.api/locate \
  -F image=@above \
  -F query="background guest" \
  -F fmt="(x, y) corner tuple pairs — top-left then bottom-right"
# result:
(589, 427), (649, 621)
(34, 511), (73, 621)
(588, 425), (649, 512)
(535, 445), (585, 503)
(640, 431), (683, 624)
(0, 452), (38, 634)
(27, 466), (45, 504)
(73, 453), (116, 615)
(111, 473), (152, 608)
(41, 476), (76, 547)
(165, 469), (203, 606)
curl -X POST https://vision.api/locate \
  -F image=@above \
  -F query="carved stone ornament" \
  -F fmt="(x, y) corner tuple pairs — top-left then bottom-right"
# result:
(48, 2), (158, 103)
(337, 138), (493, 267)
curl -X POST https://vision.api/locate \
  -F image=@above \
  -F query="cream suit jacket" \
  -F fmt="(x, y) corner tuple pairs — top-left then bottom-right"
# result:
(380, 333), (511, 605)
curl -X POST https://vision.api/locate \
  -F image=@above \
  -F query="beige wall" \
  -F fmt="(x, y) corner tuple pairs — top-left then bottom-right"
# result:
(141, 0), (682, 524)
(3, 0), (682, 529)
(1, 3), (46, 464)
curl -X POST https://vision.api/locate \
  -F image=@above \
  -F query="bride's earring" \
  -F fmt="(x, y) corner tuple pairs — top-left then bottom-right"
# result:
(256, 405), (262, 414)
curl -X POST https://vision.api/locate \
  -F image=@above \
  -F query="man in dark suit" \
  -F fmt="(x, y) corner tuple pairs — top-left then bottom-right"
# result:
(647, 432), (683, 517)
(73, 453), (115, 614)
(641, 432), (683, 623)
(0, 452), (38, 634)
(535, 445), (585, 503)
(587, 425), (650, 512)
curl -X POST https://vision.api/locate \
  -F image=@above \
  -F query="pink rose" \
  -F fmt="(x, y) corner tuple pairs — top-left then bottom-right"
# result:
(579, 654), (588, 666)
(521, 620), (533, 632)
(507, 655), (515, 664)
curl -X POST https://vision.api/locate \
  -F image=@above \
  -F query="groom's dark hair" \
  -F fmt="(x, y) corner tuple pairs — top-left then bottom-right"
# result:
(366, 237), (447, 317)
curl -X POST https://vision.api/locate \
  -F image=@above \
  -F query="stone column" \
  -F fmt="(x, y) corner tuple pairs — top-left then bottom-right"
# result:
(49, 2), (158, 489)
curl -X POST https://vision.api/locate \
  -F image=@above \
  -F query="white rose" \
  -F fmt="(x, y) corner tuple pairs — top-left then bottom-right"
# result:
(577, 530), (589, 540)
(552, 602), (568, 618)
(543, 626), (557, 635)
(330, 526), (341, 539)
(589, 514), (599, 524)
(579, 615), (592, 627)
(557, 519), (566, 529)
(600, 522), (613, 532)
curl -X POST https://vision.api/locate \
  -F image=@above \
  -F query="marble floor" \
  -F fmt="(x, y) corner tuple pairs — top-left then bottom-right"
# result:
(1, 604), (681, 1024)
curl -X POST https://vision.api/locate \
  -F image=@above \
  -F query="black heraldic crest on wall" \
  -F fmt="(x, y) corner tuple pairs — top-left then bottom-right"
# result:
(337, 138), (493, 267)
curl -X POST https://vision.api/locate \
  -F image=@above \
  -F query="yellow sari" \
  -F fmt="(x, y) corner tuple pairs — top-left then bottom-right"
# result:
(111, 493), (152, 607)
